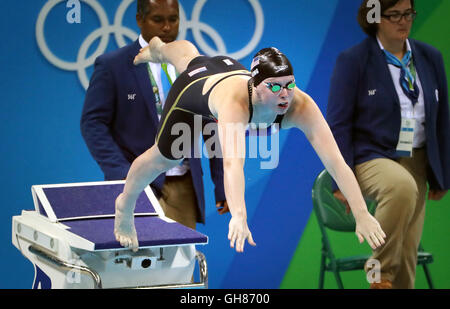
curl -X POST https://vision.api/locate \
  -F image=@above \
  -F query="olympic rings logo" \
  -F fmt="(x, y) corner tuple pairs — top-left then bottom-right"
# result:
(36, 0), (264, 90)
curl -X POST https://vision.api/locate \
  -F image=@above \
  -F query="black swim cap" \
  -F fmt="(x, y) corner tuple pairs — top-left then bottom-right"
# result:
(250, 47), (294, 86)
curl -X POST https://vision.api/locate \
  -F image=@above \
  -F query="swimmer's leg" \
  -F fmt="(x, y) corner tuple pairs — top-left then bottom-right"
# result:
(134, 37), (200, 73)
(114, 144), (182, 251)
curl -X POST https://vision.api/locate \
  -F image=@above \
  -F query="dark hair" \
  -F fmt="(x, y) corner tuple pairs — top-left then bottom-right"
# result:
(250, 47), (294, 86)
(357, 0), (415, 37)
(137, 0), (151, 17)
(137, 0), (179, 18)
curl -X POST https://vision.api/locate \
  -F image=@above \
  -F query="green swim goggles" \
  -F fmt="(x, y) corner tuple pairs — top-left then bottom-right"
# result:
(264, 81), (296, 93)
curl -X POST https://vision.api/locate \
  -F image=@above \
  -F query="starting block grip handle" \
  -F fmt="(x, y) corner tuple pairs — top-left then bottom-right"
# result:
(196, 251), (208, 288)
(28, 245), (103, 289)
(28, 246), (208, 289)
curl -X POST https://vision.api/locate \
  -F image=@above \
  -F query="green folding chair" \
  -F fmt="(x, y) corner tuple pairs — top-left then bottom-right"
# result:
(312, 169), (434, 289)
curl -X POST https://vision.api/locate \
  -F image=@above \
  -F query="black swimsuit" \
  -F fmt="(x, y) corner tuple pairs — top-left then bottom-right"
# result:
(156, 55), (284, 160)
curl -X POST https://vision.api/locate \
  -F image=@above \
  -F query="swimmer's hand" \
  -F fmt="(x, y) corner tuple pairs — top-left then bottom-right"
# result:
(114, 193), (139, 252)
(355, 212), (386, 250)
(228, 216), (256, 253)
(333, 190), (386, 249)
(133, 36), (165, 65)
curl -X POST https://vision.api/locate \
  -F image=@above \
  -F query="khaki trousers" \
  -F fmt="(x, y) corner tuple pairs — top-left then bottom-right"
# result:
(355, 148), (427, 289)
(158, 171), (200, 230)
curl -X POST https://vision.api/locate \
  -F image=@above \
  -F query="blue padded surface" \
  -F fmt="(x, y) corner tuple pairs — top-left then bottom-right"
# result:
(42, 184), (156, 219)
(64, 216), (207, 250)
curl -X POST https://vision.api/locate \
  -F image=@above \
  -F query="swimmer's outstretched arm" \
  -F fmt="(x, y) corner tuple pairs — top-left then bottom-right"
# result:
(215, 100), (256, 253)
(133, 37), (200, 73)
(283, 89), (386, 250)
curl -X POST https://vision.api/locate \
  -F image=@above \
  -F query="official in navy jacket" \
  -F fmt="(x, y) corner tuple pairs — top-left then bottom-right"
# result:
(328, 39), (450, 190)
(80, 0), (226, 228)
(327, 0), (449, 288)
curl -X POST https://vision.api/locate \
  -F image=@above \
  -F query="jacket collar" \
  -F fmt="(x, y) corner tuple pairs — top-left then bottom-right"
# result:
(409, 39), (433, 118)
(367, 36), (434, 126)
(129, 39), (159, 126)
(367, 36), (400, 107)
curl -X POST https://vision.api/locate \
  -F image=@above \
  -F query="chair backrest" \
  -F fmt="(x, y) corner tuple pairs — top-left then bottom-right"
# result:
(312, 169), (377, 232)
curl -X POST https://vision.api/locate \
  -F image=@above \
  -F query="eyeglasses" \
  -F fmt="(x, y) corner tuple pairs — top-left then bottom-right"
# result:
(381, 10), (417, 23)
(264, 81), (296, 94)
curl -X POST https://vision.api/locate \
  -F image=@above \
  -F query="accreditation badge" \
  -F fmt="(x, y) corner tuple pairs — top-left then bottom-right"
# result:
(396, 118), (415, 157)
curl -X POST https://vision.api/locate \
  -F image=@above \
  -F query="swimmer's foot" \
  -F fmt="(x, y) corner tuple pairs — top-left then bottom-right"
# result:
(114, 193), (139, 252)
(134, 36), (166, 65)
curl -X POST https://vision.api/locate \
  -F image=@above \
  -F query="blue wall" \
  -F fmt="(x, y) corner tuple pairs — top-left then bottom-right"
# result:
(1, 0), (364, 288)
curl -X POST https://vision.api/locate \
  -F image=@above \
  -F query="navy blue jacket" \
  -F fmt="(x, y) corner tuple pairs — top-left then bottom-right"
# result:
(80, 40), (226, 222)
(327, 37), (450, 190)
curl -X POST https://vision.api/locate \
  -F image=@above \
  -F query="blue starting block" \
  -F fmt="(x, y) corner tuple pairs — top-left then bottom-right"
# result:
(12, 181), (208, 289)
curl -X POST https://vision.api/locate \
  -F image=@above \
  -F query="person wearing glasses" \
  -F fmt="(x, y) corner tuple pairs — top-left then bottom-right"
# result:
(113, 36), (387, 254)
(327, 0), (450, 288)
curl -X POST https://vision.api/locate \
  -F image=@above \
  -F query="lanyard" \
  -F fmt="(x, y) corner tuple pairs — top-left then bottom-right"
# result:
(161, 63), (173, 84)
(146, 63), (173, 114)
(406, 59), (418, 117)
(406, 59), (417, 90)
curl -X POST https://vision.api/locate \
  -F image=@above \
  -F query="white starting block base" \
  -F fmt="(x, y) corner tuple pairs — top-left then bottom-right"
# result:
(12, 181), (208, 289)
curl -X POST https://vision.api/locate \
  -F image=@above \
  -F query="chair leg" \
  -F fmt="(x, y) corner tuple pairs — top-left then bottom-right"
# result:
(319, 253), (326, 289)
(422, 264), (434, 289)
(332, 268), (344, 289)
